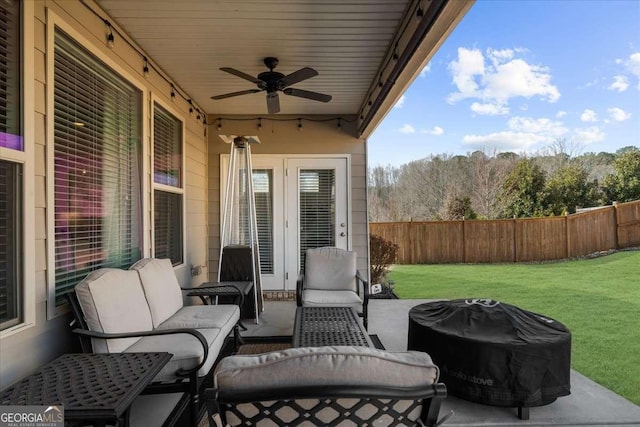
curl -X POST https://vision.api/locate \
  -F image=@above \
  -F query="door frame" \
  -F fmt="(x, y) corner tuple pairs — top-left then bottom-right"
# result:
(220, 153), (352, 291)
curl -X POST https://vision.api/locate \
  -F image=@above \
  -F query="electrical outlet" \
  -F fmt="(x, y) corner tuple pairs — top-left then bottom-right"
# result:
(190, 265), (202, 276)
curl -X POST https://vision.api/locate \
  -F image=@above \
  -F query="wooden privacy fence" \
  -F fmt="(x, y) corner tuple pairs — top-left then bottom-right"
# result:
(370, 200), (640, 264)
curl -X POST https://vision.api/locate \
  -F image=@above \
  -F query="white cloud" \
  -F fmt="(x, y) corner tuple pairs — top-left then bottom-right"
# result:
(419, 63), (431, 77)
(398, 124), (416, 134)
(508, 116), (568, 136)
(628, 52), (640, 88)
(447, 47), (485, 102)
(608, 107), (631, 122)
(470, 102), (509, 115)
(427, 126), (444, 135)
(580, 109), (598, 122)
(556, 110), (567, 118)
(574, 126), (605, 144)
(393, 94), (406, 109)
(447, 47), (560, 113)
(462, 131), (547, 151)
(609, 75), (629, 92)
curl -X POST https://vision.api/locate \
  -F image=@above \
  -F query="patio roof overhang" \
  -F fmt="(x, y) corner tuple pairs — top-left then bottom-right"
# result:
(95, 0), (473, 138)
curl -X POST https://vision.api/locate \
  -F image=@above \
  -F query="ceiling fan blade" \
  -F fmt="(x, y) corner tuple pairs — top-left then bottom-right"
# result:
(266, 92), (280, 114)
(279, 67), (318, 87)
(220, 67), (263, 84)
(283, 88), (332, 103)
(211, 89), (261, 100)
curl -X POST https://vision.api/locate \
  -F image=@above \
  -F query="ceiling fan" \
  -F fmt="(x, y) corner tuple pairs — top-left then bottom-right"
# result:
(211, 57), (332, 114)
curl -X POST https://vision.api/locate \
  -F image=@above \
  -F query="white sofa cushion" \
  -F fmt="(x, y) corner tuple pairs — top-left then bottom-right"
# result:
(304, 247), (357, 292)
(215, 346), (439, 394)
(126, 328), (224, 380)
(130, 258), (184, 328)
(75, 268), (153, 353)
(158, 305), (240, 338)
(301, 289), (363, 310)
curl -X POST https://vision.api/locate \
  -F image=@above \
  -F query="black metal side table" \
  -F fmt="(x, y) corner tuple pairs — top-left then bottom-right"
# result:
(293, 306), (374, 348)
(1, 352), (171, 427)
(187, 281), (255, 323)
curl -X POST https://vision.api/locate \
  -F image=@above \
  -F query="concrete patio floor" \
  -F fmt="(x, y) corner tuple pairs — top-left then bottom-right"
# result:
(244, 299), (640, 427)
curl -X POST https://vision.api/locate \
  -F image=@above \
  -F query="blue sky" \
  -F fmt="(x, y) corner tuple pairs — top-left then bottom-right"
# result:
(368, 0), (640, 167)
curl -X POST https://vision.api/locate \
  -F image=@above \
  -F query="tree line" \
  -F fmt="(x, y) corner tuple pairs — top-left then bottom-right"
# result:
(368, 142), (640, 222)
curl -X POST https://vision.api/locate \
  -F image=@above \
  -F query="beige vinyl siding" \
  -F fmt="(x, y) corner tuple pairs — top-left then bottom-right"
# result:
(0, 0), (208, 388)
(207, 116), (369, 283)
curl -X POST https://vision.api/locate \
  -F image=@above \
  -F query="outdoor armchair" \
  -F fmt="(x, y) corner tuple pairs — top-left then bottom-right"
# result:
(296, 247), (369, 328)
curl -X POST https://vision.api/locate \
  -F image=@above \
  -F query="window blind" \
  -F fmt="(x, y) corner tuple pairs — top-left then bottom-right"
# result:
(235, 169), (274, 274)
(0, 0), (21, 150)
(253, 170), (273, 274)
(153, 104), (182, 187)
(154, 190), (183, 265)
(0, 160), (21, 329)
(153, 103), (183, 265)
(53, 30), (142, 301)
(299, 169), (335, 271)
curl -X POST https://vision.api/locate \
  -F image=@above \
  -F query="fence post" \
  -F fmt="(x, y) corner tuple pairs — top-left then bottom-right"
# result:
(462, 218), (466, 263)
(613, 202), (619, 249)
(513, 217), (517, 262)
(565, 213), (570, 258)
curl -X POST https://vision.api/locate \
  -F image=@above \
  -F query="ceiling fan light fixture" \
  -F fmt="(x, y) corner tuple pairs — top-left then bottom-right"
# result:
(212, 57), (331, 113)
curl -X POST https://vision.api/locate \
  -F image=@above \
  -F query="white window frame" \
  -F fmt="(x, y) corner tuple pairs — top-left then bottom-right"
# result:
(0, 0), (35, 338)
(45, 10), (149, 319)
(151, 95), (186, 268)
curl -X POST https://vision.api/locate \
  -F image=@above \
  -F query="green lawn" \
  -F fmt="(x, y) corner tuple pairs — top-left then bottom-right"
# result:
(388, 250), (640, 405)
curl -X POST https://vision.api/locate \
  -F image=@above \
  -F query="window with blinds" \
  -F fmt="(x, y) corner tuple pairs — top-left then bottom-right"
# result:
(0, 0), (22, 330)
(253, 170), (273, 274)
(235, 169), (274, 274)
(153, 103), (183, 265)
(0, 0), (21, 151)
(53, 29), (143, 302)
(0, 161), (21, 329)
(299, 169), (335, 271)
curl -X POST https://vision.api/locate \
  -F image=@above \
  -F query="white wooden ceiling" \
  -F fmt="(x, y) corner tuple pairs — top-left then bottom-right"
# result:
(96, 0), (412, 116)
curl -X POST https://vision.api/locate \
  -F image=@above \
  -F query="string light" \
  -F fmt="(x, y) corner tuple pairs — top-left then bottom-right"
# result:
(337, 118), (342, 129)
(416, 1), (424, 18)
(257, 118), (262, 130)
(143, 57), (150, 78)
(83, 2), (206, 127)
(105, 22), (115, 48)
(392, 42), (399, 61)
(298, 118), (303, 131)
(217, 118), (222, 131)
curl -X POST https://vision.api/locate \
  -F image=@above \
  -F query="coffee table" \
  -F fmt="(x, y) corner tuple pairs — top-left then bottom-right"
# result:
(0, 352), (172, 427)
(293, 306), (373, 348)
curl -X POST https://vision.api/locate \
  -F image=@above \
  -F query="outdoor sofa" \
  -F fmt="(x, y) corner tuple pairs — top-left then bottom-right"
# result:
(205, 346), (448, 426)
(67, 258), (242, 425)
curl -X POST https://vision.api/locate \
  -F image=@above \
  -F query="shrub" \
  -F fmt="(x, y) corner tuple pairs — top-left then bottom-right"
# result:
(369, 234), (399, 285)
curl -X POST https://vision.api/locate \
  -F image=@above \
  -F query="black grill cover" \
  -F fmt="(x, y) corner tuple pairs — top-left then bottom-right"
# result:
(408, 299), (571, 407)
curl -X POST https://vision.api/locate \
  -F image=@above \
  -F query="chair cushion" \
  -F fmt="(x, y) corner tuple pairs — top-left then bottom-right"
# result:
(126, 328), (224, 380)
(304, 247), (357, 292)
(158, 305), (240, 338)
(130, 258), (184, 328)
(75, 268), (153, 353)
(302, 289), (363, 311)
(215, 346), (439, 395)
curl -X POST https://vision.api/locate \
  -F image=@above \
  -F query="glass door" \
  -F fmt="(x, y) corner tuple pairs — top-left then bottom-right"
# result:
(286, 158), (348, 290)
